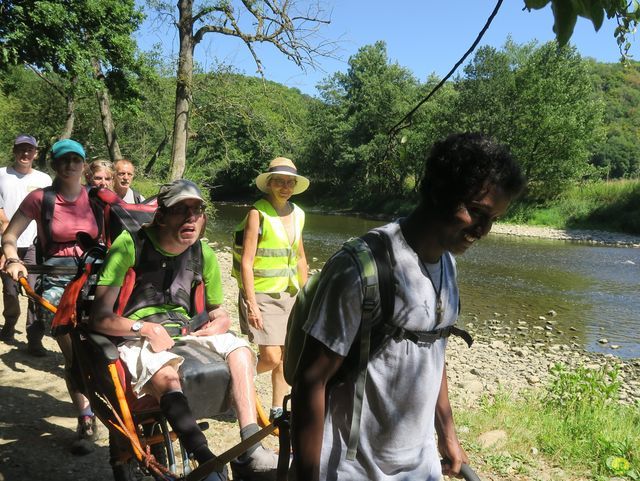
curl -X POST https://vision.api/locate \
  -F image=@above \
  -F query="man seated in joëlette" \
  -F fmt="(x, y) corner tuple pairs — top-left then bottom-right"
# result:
(89, 179), (278, 481)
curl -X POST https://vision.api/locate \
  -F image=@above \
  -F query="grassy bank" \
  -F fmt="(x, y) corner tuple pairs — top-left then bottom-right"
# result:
(457, 363), (640, 480)
(505, 179), (640, 235)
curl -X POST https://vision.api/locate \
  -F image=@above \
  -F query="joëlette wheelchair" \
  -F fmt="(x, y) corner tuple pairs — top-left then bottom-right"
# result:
(21, 188), (289, 481)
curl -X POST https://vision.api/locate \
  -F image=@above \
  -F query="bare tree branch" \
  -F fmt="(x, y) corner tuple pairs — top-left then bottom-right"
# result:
(24, 63), (67, 98)
(192, 0), (335, 74)
(168, 0), (337, 179)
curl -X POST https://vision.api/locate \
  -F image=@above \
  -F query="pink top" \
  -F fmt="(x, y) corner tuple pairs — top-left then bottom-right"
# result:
(19, 188), (99, 258)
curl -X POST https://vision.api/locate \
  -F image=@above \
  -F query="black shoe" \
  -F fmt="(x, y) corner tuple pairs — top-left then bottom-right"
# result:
(27, 341), (47, 357)
(0, 327), (15, 344)
(77, 415), (99, 442)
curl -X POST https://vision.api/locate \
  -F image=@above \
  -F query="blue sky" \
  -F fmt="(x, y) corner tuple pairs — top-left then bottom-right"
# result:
(136, 1), (637, 96)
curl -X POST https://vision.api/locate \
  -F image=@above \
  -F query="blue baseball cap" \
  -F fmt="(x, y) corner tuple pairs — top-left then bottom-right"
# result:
(51, 139), (86, 160)
(14, 134), (38, 148)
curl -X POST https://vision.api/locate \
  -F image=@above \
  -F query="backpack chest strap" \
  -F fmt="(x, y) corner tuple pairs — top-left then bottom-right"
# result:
(381, 323), (474, 348)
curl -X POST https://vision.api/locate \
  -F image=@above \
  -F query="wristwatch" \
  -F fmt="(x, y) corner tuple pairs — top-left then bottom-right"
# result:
(130, 321), (145, 335)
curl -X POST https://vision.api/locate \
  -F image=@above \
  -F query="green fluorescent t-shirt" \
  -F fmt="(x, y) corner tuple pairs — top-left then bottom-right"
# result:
(97, 229), (224, 320)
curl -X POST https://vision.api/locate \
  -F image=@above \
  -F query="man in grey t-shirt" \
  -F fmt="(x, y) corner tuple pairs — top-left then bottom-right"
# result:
(290, 133), (526, 481)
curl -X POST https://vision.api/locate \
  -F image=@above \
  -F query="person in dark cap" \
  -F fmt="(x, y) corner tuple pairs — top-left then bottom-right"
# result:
(0, 134), (52, 353)
(90, 179), (279, 481)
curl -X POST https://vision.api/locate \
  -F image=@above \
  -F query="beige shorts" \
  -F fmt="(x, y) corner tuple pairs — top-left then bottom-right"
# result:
(118, 332), (251, 397)
(238, 291), (296, 346)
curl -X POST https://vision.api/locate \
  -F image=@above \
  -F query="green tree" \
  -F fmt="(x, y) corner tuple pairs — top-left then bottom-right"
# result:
(0, 0), (147, 157)
(589, 60), (640, 178)
(511, 43), (604, 199)
(454, 41), (604, 201)
(0, 66), (67, 162)
(190, 71), (313, 195)
(402, 77), (459, 193)
(147, 0), (332, 180)
(307, 41), (420, 204)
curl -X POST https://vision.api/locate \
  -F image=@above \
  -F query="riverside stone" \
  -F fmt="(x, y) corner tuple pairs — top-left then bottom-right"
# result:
(478, 430), (507, 449)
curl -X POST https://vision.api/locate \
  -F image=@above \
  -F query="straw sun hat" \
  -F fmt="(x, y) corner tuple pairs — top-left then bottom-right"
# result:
(255, 157), (310, 195)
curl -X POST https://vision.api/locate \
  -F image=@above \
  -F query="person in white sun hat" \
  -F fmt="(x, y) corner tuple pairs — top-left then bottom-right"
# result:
(232, 157), (310, 421)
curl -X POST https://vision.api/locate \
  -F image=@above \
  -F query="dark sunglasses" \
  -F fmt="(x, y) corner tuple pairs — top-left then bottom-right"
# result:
(166, 204), (206, 216)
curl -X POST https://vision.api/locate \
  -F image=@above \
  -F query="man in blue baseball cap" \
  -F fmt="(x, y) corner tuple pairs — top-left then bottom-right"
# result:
(0, 134), (52, 354)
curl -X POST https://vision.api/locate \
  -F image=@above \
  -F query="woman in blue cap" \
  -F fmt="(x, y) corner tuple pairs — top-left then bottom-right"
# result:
(2, 139), (101, 454)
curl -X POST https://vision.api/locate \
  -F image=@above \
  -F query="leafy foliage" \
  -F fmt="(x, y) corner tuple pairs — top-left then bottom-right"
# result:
(589, 60), (640, 178)
(454, 40), (605, 201)
(189, 72), (314, 196)
(544, 362), (620, 410)
(0, 0), (145, 84)
(305, 41), (421, 206)
(0, 0), (150, 146)
(524, 0), (640, 59)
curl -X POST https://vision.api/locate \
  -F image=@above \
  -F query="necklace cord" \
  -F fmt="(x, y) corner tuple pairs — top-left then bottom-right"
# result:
(422, 257), (444, 324)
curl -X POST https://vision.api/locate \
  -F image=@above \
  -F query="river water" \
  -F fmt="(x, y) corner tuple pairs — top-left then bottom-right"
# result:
(209, 203), (640, 359)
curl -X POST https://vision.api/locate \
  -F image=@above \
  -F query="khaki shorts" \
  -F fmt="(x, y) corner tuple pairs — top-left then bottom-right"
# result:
(118, 332), (252, 397)
(238, 291), (296, 345)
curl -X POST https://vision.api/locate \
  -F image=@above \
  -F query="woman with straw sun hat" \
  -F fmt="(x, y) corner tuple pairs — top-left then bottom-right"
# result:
(232, 157), (309, 421)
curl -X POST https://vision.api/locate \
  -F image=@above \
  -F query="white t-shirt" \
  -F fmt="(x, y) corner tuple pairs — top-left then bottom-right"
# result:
(305, 221), (459, 481)
(0, 166), (52, 247)
(121, 187), (145, 204)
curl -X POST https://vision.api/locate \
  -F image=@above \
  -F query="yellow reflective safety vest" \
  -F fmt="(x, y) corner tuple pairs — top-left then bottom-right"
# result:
(232, 198), (305, 294)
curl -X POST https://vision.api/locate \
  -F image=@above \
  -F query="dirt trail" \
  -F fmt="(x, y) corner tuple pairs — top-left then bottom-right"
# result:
(0, 251), (276, 481)
(2, 249), (623, 481)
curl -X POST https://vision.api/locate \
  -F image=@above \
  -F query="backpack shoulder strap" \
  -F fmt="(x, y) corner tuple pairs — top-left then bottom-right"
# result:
(190, 241), (205, 315)
(114, 229), (145, 316)
(132, 189), (142, 204)
(36, 186), (56, 261)
(88, 190), (104, 243)
(341, 229), (395, 460)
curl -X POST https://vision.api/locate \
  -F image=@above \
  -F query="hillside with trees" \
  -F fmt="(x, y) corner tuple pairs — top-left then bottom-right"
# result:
(1, 39), (639, 231)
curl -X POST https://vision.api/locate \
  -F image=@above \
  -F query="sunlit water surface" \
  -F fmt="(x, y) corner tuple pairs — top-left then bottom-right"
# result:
(209, 203), (640, 359)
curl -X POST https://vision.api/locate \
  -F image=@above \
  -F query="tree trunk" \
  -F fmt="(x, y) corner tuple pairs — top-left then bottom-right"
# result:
(170, 0), (195, 180)
(92, 58), (122, 161)
(144, 132), (170, 175)
(61, 94), (75, 139)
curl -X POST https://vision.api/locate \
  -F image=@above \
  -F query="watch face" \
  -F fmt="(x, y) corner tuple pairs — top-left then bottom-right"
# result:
(131, 321), (144, 332)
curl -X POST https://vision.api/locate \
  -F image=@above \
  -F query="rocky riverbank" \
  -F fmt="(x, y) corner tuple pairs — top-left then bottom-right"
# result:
(491, 223), (640, 248)
(0, 243), (637, 481)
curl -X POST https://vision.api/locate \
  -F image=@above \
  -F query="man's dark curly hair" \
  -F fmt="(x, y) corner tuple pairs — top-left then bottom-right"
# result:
(418, 132), (526, 218)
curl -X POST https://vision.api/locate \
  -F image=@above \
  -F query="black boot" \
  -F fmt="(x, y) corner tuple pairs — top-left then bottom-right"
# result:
(26, 321), (46, 357)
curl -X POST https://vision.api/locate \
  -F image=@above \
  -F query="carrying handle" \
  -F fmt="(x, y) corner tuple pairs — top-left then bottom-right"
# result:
(18, 276), (57, 313)
(441, 460), (481, 481)
(460, 463), (481, 481)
